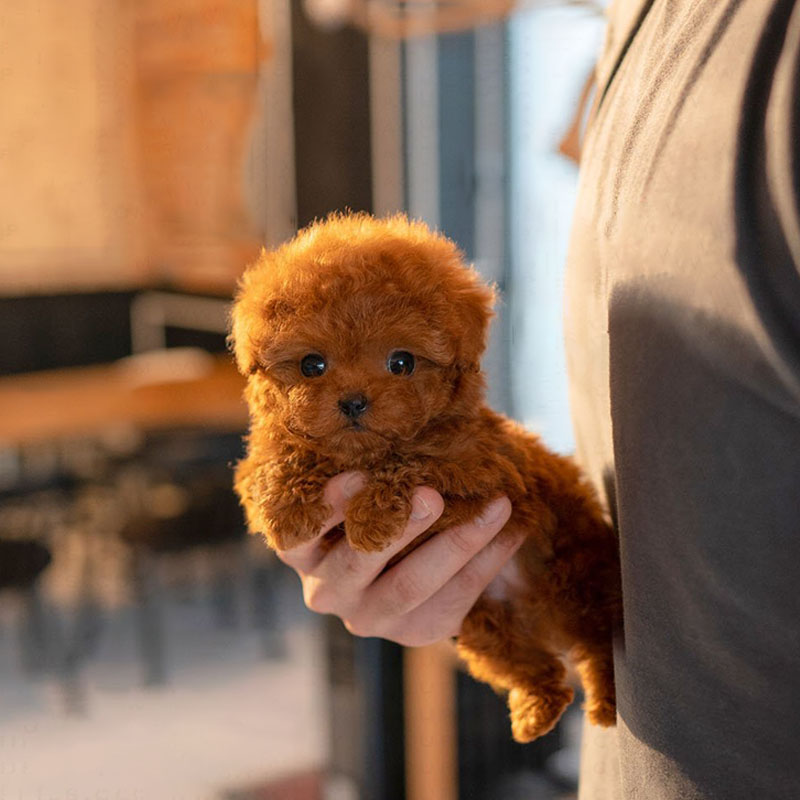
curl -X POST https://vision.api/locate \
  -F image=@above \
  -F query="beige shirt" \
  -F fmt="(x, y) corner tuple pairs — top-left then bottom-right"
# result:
(565, 1), (800, 798)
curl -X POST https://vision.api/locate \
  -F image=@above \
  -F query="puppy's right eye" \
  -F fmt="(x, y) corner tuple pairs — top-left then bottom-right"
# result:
(300, 353), (327, 377)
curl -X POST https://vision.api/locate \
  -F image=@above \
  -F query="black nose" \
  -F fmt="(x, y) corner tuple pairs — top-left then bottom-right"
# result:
(339, 394), (369, 419)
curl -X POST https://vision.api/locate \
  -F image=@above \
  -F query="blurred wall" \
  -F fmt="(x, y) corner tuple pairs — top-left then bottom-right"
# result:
(0, 0), (144, 292)
(0, 0), (265, 295)
(135, 0), (265, 291)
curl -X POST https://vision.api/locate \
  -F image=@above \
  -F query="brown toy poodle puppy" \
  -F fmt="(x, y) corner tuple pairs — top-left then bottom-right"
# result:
(231, 212), (621, 742)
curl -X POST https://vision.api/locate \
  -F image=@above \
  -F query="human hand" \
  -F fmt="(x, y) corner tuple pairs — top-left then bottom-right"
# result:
(275, 472), (522, 646)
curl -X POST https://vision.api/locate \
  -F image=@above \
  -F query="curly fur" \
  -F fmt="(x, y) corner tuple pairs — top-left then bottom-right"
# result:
(231, 212), (621, 741)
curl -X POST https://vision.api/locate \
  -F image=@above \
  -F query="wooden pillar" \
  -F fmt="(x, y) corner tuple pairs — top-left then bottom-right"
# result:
(403, 642), (459, 800)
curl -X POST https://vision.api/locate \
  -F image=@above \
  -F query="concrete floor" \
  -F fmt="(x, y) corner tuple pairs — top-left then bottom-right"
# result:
(0, 575), (328, 800)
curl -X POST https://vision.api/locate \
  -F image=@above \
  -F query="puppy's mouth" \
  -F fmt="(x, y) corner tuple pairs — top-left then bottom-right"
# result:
(335, 419), (392, 446)
(283, 419), (380, 441)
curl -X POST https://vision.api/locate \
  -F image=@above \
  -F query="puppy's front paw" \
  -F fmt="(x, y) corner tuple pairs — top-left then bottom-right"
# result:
(239, 462), (332, 551)
(345, 485), (413, 552)
(260, 499), (330, 551)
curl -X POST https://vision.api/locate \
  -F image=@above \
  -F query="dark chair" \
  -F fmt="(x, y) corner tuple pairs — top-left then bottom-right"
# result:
(0, 538), (51, 590)
(0, 538), (52, 677)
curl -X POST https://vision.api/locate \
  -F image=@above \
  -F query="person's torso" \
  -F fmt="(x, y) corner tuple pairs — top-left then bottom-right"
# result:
(564, 1), (800, 797)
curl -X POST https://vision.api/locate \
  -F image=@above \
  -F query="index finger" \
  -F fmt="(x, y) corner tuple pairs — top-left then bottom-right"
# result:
(275, 471), (366, 573)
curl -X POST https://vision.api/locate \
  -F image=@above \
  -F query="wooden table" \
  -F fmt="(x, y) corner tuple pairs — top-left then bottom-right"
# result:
(0, 353), (248, 445)
(0, 354), (460, 800)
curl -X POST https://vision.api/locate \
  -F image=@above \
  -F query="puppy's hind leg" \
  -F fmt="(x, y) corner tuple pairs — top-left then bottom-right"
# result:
(573, 642), (616, 727)
(458, 599), (574, 743)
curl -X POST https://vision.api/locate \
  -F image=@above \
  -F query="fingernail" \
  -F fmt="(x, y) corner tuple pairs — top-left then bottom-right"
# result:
(477, 498), (508, 527)
(343, 473), (364, 499)
(410, 494), (432, 520)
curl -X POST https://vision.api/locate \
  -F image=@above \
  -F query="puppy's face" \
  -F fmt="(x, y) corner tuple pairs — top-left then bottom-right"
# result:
(249, 299), (458, 458)
(232, 214), (494, 460)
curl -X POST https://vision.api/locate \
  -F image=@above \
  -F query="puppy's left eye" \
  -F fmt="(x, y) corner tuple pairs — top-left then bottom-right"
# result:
(387, 350), (415, 376)
(300, 353), (327, 377)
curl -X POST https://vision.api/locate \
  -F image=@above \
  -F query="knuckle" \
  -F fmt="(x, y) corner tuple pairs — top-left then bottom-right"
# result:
(376, 619), (416, 647)
(381, 606), (464, 647)
(490, 529), (525, 556)
(439, 599), (472, 632)
(383, 570), (424, 613)
(342, 616), (368, 638)
(452, 562), (485, 596)
(393, 633), (424, 647)
(303, 578), (336, 614)
(344, 611), (390, 640)
(445, 525), (481, 558)
(335, 546), (365, 580)
(394, 626), (445, 648)
(276, 550), (308, 570)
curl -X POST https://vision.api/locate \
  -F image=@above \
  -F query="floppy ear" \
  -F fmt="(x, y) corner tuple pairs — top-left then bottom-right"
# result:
(229, 256), (265, 376)
(230, 293), (298, 376)
(452, 275), (496, 371)
(229, 242), (300, 377)
(440, 275), (495, 412)
(228, 296), (258, 376)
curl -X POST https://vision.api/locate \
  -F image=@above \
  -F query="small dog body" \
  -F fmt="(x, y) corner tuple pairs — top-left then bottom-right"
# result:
(231, 213), (621, 741)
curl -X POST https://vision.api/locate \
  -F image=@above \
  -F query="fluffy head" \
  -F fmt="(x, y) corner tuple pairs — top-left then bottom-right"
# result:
(230, 213), (495, 461)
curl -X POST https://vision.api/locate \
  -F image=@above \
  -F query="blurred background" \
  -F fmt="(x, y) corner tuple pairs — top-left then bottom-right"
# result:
(0, 1), (604, 797)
